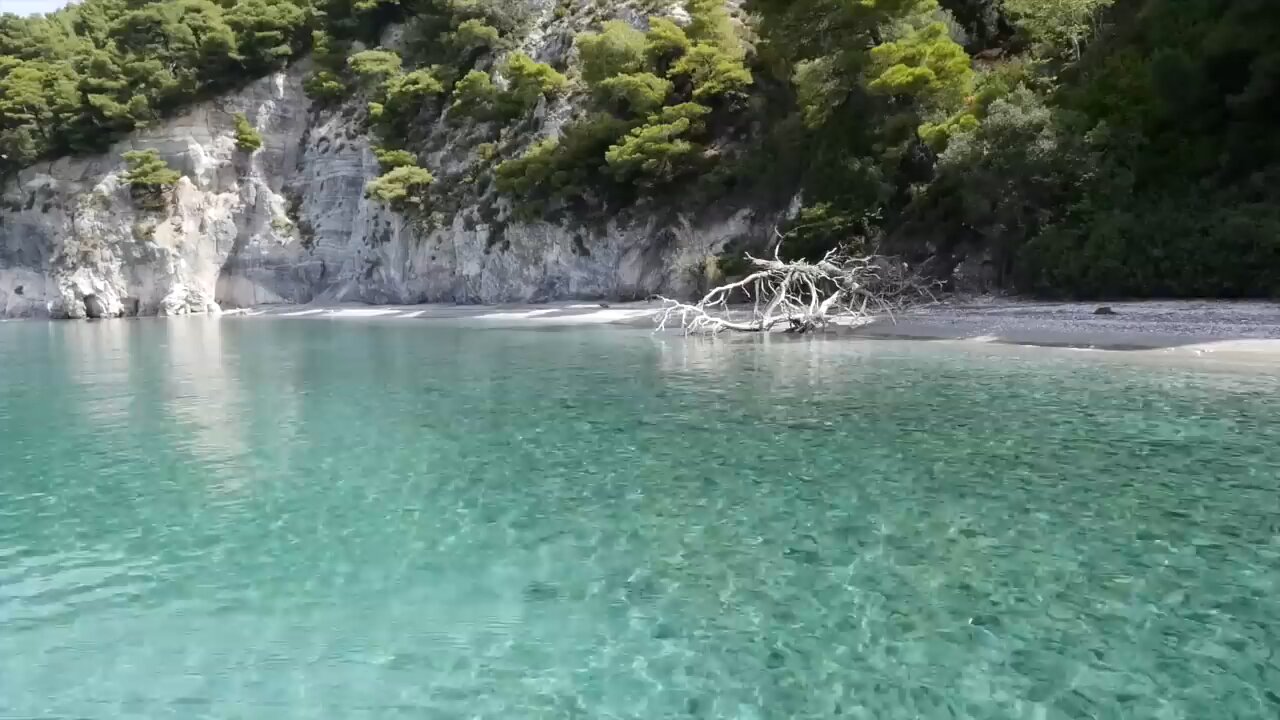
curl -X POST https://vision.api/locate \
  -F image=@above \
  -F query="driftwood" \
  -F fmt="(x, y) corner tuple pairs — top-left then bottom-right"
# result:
(657, 241), (936, 335)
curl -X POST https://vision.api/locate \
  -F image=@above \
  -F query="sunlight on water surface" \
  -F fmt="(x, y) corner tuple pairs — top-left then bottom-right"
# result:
(1, 318), (1278, 719)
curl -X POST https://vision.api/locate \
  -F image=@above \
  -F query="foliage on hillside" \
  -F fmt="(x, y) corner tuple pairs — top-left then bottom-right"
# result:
(4, 0), (1280, 297)
(495, 1), (753, 208)
(0, 0), (414, 178)
(745, 0), (1280, 297)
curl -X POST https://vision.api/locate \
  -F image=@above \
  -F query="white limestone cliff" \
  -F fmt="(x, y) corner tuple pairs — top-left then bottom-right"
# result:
(0, 5), (776, 320)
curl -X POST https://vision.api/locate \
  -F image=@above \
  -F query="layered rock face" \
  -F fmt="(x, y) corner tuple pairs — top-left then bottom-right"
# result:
(0, 7), (776, 320)
(1, 71), (311, 319)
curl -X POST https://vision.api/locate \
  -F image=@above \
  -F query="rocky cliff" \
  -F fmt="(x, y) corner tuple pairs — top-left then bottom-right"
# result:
(0, 8), (777, 320)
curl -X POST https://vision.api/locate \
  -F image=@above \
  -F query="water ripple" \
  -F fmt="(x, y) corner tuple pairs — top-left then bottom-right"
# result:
(1, 320), (1278, 719)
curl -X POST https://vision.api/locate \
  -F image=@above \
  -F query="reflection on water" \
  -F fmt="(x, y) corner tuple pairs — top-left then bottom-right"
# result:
(1, 318), (1279, 719)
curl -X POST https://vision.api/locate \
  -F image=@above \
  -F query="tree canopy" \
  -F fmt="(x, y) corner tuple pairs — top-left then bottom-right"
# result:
(0, 0), (398, 178)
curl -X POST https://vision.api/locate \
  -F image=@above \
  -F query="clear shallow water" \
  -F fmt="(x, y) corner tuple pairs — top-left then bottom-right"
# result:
(1, 319), (1279, 720)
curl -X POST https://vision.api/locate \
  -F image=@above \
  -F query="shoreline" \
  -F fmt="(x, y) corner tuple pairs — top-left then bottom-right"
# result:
(221, 298), (1280, 360)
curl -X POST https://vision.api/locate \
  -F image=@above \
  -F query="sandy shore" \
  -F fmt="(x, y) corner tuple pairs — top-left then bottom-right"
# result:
(227, 298), (1280, 358)
(227, 301), (661, 326)
(852, 299), (1280, 355)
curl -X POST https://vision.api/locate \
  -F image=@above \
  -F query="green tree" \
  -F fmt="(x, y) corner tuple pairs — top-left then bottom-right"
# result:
(867, 23), (973, 106)
(1004, 0), (1113, 58)
(577, 21), (646, 85)
(382, 68), (444, 120)
(644, 17), (690, 69)
(225, 0), (308, 73)
(374, 147), (417, 170)
(450, 69), (500, 119)
(448, 18), (503, 54)
(107, 0), (238, 99)
(502, 52), (569, 111)
(670, 43), (753, 101)
(685, 0), (744, 56)
(495, 113), (632, 200)
(604, 103), (710, 183)
(595, 72), (673, 116)
(365, 164), (435, 207)
(304, 70), (347, 100)
(494, 137), (560, 195)
(122, 149), (181, 208)
(348, 49), (403, 83)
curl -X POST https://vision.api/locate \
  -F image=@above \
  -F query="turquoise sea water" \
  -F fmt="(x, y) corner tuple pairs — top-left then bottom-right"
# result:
(1, 318), (1278, 719)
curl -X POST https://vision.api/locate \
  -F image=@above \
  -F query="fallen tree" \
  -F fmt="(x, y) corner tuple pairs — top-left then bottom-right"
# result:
(657, 241), (937, 335)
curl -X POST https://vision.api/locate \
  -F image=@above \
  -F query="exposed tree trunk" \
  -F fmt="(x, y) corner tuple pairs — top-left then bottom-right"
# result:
(657, 239), (937, 335)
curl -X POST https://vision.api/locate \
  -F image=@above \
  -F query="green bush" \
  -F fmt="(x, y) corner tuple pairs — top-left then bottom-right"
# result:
(386, 69), (445, 104)
(685, 0), (742, 55)
(122, 149), (181, 208)
(670, 43), (753, 101)
(495, 113), (633, 199)
(347, 49), (403, 83)
(866, 23), (973, 109)
(449, 18), (504, 52)
(895, 88), (1087, 277)
(644, 17), (691, 68)
(374, 148), (418, 170)
(304, 70), (347, 101)
(653, 102), (712, 129)
(380, 68), (445, 128)
(1017, 196), (1280, 298)
(604, 103), (710, 183)
(365, 164), (435, 207)
(450, 70), (501, 119)
(577, 21), (647, 85)
(502, 52), (569, 110)
(1004, 0), (1115, 57)
(450, 55), (567, 121)
(494, 138), (562, 196)
(595, 72), (673, 116)
(233, 112), (263, 152)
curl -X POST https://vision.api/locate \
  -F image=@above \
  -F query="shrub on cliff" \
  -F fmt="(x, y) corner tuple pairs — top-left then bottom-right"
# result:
(450, 55), (566, 121)
(604, 103), (711, 183)
(450, 70), (501, 120)
(233, 113), (263, 152)
(502, 53), (569, 111)
(348, 50), (404, 84)
(448, 18), (504, 55)
(365, 164), (435, 208)
(670, 43), (753, 102)
(122, 149), (181, 209)
(495, 114), (633, 201)
(577, 21), (647, 85)
(644, 18), (691, 69)
(374, 148), (418, 171)
(595, 72), (673, 117)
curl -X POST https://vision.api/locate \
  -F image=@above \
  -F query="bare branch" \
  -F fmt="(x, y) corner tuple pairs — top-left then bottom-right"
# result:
(657, 242), (937, 335)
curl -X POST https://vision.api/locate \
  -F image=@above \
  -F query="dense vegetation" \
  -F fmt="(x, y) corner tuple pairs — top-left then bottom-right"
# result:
(741, 0), (1280, 297)
(0, 0), (429, 175)
(2, 0), (1278, 298)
